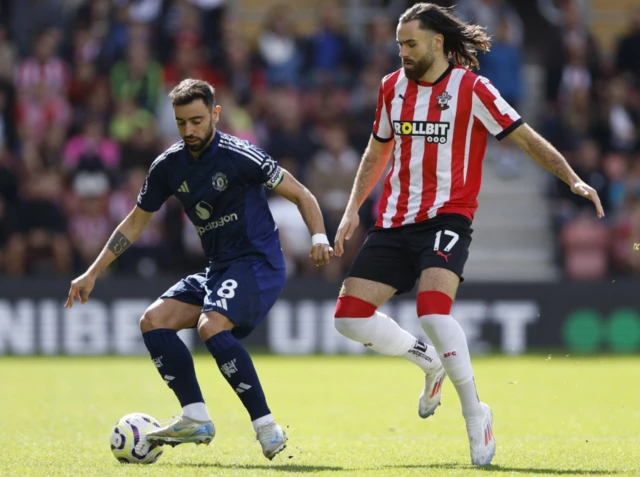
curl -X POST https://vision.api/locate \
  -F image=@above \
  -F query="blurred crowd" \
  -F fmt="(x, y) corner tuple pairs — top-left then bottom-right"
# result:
(537, 2), (640, 280)
(0, 0), (637, 281)
(0, 0), (385, 279)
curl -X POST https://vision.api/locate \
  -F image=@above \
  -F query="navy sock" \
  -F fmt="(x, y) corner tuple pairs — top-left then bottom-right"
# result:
(142, 329), (204, 407)
(205, 330), (270, 420)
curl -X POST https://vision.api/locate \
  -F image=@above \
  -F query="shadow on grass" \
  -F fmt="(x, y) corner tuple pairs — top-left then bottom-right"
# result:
(391, 463), (621, 475)
(162, 461), (622, 474)
(162, 462), (345, 472)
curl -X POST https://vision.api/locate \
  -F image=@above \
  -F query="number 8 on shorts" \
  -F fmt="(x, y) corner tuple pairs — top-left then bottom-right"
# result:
(217, 279), (238, 299)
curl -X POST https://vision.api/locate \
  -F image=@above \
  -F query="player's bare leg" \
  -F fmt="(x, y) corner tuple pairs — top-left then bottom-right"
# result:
(417, 268), (495, 465)
(334, 277), (446, 417)
(198, 311), (287, 460)
(141, 299), (216, 447)
(337, 277), (396, 307)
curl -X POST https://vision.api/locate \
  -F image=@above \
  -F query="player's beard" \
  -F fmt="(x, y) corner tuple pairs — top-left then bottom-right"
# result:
(184, 120), (214, 153)
(403, 49), (435, 82)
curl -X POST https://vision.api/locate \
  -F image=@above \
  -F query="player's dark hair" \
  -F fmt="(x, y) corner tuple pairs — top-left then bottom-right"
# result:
(169, 79), (215, 109)
(399, 3), (491, 70)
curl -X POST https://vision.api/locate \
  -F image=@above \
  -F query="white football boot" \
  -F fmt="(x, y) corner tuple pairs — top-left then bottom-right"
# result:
(256, 422), (288, 460)
(145, 415), (215, 447)
(418, 362), (447, 418)
(467, 402), (496, 465)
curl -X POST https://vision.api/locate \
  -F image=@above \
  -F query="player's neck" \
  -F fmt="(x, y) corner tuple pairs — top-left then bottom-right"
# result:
(419, 56), (451, 84)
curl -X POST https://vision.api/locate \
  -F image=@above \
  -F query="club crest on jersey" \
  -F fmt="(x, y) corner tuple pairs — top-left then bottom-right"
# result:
(392, 120), (450, 143)
(212, 172), (228, 191)
(436, 91), (452, 110)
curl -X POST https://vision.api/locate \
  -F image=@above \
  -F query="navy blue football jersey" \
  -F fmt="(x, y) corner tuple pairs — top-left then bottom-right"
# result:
(137, 131), (286, 269)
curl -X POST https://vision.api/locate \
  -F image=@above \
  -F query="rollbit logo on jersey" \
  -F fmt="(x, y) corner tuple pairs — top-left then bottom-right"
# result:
(393, 120), (450, 143)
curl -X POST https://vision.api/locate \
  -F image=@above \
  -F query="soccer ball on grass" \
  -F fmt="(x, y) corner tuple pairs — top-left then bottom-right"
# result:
(110, 413), (164, 464)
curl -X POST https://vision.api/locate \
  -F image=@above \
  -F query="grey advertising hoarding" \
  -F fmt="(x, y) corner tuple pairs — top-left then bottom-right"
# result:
(0, 278), (639, 355)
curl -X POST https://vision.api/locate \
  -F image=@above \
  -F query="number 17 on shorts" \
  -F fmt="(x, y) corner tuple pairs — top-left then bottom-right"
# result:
(433, 230), (459, 262)
(420, 219), (472, 281)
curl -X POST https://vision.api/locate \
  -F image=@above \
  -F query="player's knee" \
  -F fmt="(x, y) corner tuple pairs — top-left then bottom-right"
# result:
(334, 296), (377, 319)
(196, 314), (214, 339)
(197, 312), (234, 341)
(334, 317), (370, 340)
(139, 312), (153, 333)
(139, 307), (167, 333)
(334, 296), (377, 337)
(416, 290), (453, 317)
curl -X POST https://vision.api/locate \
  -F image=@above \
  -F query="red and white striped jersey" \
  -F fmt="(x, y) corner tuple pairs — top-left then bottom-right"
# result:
(372, 63), (523, 227)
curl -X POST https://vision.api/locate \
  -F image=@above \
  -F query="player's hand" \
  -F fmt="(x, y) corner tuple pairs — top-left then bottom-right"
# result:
(571, 181), (605, 219)
(334, 209), (359, 257)
(64, 272), (97, 308)
(310, 243), (334, 266)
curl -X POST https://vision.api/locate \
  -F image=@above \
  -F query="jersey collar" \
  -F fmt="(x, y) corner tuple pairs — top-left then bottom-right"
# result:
(413, 61), (454, 87)
(209, 129), (221, 156)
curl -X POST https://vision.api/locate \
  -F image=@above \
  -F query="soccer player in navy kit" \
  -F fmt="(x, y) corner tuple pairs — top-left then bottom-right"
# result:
(64, 79), (334, 460)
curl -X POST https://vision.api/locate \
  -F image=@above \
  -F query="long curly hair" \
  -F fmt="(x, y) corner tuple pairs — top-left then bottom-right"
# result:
(400, 3), (492, 70)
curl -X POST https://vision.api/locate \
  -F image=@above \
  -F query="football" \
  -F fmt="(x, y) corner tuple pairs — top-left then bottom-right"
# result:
(110, 413), (164, 464)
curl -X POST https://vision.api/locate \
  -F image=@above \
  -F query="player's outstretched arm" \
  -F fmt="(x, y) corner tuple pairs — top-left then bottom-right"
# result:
(509, 123), (605, 219)
(334, 135), (394, 257)
(64, 206), (153, 308)
(272, 169), (334, 267)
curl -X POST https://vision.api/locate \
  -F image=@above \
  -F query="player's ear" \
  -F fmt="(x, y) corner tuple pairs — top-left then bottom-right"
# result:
(432, 32), (444, 52)
(212, 105), (222, 123)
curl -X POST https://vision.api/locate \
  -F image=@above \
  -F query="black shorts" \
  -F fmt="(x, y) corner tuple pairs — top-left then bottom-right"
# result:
(345, 214), (473, 295)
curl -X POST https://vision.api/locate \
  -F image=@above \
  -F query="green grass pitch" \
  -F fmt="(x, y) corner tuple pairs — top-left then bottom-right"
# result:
(1, 354), (638, 476)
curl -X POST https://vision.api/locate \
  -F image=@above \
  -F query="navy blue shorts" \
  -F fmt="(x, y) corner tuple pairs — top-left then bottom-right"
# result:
(160, 258), (286, 339)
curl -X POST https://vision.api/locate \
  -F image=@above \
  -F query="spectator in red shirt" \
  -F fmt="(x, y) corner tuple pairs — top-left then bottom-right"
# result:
(15, 28), (69, 95)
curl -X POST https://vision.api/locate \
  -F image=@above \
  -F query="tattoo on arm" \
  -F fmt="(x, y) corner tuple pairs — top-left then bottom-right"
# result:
(108, 231), (131, 257)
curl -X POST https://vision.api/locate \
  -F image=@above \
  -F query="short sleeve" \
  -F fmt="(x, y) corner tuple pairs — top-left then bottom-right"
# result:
(472, 76), (523, 140)
(372, 78), (393, 143)
(237, 143), (285, 190)
(137, 156), (172, 212)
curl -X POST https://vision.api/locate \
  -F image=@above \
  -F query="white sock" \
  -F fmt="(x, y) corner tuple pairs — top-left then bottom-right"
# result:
(335, 311), (440, 372)
(335, 312), (414, 356)
(252, 413), (275, 432)
(182, 402), (212, 422)
(402, 339), (442, 374)
(419, 313), (483, 420)
(458, 379), (482, 423)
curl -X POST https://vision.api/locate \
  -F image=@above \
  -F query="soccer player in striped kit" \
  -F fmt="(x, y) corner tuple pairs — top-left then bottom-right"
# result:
(333, 3), (604, 465)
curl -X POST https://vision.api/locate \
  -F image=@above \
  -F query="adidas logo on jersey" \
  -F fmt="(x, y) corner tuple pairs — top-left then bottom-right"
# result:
(212, 298), (228, 310)
(393, 120), (450, 143)
(178, 181), (189, 193)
